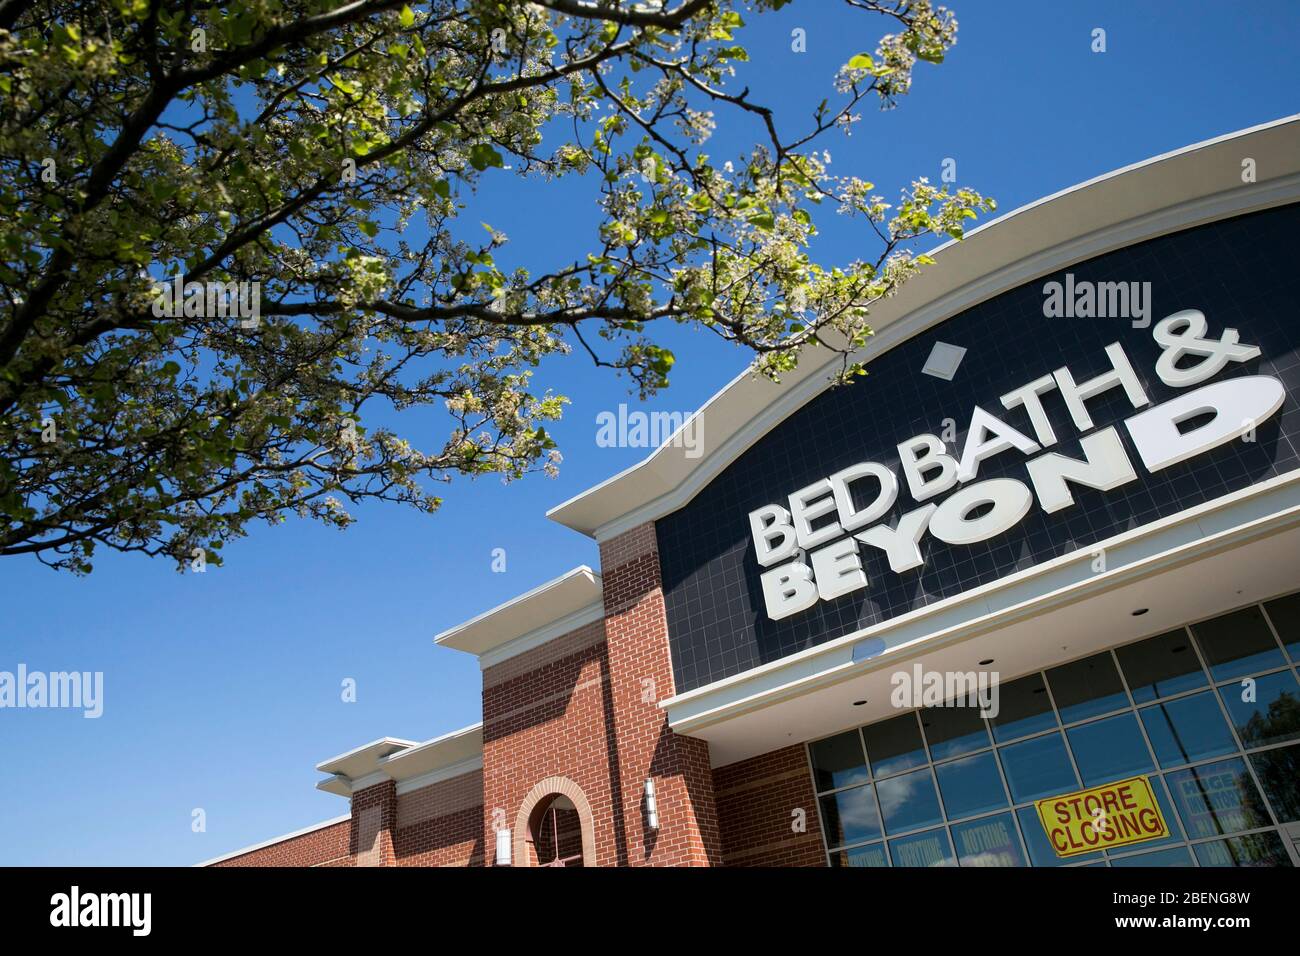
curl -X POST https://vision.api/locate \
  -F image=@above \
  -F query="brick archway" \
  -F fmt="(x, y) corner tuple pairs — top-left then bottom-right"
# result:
(513, 776), (597, 867)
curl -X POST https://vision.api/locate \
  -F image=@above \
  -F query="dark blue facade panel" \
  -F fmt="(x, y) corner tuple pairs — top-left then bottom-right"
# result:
(656, 203), (1300, 693)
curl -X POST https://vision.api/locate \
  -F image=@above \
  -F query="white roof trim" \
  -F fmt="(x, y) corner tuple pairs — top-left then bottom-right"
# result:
(314, 737), (420, 777)
(395, 755), (485, 796)
(195, 813), (351, 867)
(315, 724), (485, 796)
(434, 566), (603, 658)
(477, 601), (605, 670)
(547, 115), (1300, 540)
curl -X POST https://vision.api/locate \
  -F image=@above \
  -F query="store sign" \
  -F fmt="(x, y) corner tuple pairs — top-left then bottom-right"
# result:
(748, 311), (1285, 621)
(1034, 775), (1170, 858)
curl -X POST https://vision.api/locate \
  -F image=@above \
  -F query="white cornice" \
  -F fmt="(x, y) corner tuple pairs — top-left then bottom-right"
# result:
(434, 566), (603, 659)
(315, 723), (485, 797)
(477, 601), (605, 670)
(394, 755), (484, 795)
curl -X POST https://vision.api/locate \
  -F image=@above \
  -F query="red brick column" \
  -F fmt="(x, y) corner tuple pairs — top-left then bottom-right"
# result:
(599, 523), (722, 866)
(350, 779), (397, 867)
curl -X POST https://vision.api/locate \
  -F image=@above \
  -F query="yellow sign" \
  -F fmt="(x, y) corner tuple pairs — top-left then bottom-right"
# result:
(1035, 775), (1169, 858)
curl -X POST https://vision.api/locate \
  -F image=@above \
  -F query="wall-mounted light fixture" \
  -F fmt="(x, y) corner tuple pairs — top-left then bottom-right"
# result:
(495, 828), (512, 866)
(644, 779), (659, 830)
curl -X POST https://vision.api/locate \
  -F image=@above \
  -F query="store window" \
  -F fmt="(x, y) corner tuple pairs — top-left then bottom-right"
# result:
(811, 588), (1300, 867)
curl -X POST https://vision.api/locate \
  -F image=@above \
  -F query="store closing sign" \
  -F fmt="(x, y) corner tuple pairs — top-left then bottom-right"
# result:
(748, 311), (1285, 621)
(1035, 775), (1170, 858)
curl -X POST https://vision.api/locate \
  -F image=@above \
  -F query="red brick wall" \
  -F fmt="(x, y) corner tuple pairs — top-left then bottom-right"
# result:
(598, 523), (721, 866)
(211, 770), (485, 867)
(481, 617), (621, 865)
(350, 779), (396, 867)
(394, 770), (485, 866)
(713, 745), (827, 867)
(480, 522), (722, 866)
(209, 818), (352, 867)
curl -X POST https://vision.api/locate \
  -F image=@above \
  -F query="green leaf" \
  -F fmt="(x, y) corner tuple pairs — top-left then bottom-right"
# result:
(398, 5), (415, 28)
(847, 53), (873, 70)
(468, 143), (503, 171)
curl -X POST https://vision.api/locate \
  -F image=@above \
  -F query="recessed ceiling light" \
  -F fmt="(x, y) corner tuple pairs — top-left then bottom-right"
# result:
(979, 658), (995, 666)
(1132, 608), (1150, 616)
(853, 699), (868, 706)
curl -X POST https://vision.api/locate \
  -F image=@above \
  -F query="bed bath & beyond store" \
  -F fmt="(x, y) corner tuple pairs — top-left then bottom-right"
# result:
(202, 117), (1300, 869)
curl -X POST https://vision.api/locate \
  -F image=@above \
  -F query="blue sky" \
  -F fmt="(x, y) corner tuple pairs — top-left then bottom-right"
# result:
(2, 0), (1299, 866)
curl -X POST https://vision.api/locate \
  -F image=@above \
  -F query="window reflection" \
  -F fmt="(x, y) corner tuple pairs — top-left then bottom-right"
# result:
(1066, 713), (1155, 786)
(935, 751), (1008, 820)
(1263, 592), (1300, 661)
(1109, 846), (1193, 867)
(1193, 832), (1293, 867)
(998, 732), (1077, 803)
(989, 672), (1056, 742)
(1115, 629), (1207, 703)
(952, 813), (1025, 867)
(829, 843), (889, 867)
(809, 729), (868, 792)
(1249, 744), (1300, 823)
(1165, 757), (1271, 840)
(1191, 606), (1286, 681)
(1047, 652), (1128, 723)
(889, 828), (956, 867)
(1140, 691), (1237, 768)
(819, 784), (881, 848)
(876, 768), (943, 835)
(863, 712), (928, 778)
(1217, 669), (1300, 749)
(920, 703), (990, 761)
(1016, 806), (1100, 867)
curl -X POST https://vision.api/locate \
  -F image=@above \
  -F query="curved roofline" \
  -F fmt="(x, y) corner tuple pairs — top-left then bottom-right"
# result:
(547, 114), (1300, 540)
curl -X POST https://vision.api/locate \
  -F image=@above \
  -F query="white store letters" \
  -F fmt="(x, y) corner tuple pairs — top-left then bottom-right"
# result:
(749, 312), (1280, 620)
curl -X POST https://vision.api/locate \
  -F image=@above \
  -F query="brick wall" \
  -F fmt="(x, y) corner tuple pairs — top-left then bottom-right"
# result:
(208, 818), (352, 867)
(212, 770), (485, 867)
(480, 522), (722, 867)
(394, 769), (485, 866)
(481, 617), (620, 865)
(350, 779), (396, 867)
(713, 745), (827, 867)
(598, 523), (721, 866)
